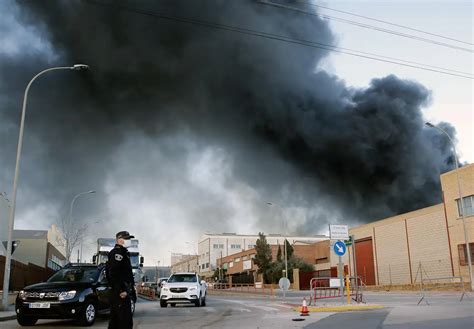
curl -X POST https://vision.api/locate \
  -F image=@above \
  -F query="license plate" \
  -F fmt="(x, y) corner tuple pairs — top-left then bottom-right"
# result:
(171, 295), (182, 298)
(29, 303), (50, 309)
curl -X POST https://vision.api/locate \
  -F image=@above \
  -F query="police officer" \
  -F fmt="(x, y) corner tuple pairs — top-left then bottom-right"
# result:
(107, 231), (136, 329)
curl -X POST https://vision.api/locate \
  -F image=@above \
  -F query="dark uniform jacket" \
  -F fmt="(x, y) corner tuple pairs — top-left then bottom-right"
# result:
(107, 244), (134, 294)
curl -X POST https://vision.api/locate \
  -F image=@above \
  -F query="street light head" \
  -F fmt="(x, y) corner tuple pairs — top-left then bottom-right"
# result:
(425, 122), (435, 128)
(71, 64), (89, 71)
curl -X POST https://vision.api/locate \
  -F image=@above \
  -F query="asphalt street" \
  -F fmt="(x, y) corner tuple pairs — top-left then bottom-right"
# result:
(1, 293), (473, 328)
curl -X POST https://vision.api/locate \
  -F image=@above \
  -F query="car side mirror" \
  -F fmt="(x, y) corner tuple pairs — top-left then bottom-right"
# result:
(140, 256), (144, 264)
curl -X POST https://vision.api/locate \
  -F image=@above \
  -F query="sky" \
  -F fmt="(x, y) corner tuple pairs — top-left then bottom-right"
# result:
(317, 0), (473, 163)
(0, 0), (472, 267)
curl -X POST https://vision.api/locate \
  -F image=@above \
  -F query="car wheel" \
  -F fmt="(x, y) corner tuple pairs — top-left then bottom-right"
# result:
(194, 295), (201, 307)
(77, 301), (96, 326)
(170, 303), (176, 307)
(160, 300), (167, 308)
(17, 314), (37, 326)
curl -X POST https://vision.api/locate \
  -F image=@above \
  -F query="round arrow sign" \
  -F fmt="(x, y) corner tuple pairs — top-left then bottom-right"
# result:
(333, 241), (347, 256)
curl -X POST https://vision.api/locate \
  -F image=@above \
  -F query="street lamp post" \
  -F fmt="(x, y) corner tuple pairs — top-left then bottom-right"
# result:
(69, 190), (96, 262)
(1, 65), (89, 310)
(425, 122), (473, 290)
(267, 202), (288, 279)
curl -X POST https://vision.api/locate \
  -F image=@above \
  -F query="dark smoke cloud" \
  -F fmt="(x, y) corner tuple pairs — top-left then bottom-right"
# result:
(0, 0), (458, 255)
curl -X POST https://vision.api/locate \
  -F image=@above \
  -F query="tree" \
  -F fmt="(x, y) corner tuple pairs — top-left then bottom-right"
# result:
(253, 232), (272, 283)
(287, 255), (314, 282)
(284, 239), (294, 259)
(276, 244), (282, 262)
(58, 216), (88, 262)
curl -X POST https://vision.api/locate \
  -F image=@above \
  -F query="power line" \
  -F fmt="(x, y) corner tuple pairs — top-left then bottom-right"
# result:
(259, 0), (473, 53)
(295, 0), (473, 46)
(83, 0), (473, 79)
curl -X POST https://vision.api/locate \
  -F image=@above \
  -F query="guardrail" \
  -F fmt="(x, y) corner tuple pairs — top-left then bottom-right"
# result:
(309, 276), (365, 305)
(209, 283), (275, 296)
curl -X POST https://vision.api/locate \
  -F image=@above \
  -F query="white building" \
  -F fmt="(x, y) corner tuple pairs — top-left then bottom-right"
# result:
(197, 233), (327, 276)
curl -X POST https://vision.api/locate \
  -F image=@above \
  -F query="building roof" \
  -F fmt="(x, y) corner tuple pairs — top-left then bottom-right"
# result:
(13, 230), (48, 239)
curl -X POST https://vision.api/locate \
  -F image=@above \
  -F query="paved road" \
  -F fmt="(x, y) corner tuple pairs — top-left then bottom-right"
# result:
(1, 297), (324, 329)
(1, 293), (472, 328)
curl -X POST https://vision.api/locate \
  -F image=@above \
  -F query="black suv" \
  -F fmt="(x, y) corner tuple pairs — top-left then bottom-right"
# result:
(15, 263), (135, 326)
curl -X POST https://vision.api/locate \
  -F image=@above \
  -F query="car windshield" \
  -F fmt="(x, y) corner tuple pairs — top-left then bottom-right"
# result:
(48, 268), (99, 283)
(130, 255), (139, 267)
(167, 274), (197, 283)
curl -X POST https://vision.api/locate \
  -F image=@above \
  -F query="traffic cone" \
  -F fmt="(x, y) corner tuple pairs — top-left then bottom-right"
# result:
(300, 297), (310, 316)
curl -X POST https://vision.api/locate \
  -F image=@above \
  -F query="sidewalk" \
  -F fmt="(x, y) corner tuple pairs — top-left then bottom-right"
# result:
(0, 310), (16, 322)
(0, 291), (18, 321)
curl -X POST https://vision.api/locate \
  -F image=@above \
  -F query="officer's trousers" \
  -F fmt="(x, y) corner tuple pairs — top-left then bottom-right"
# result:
(108, 292), (133, 329)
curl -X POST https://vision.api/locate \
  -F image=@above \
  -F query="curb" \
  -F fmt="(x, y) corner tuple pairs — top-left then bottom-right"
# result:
(0, 314), (16, 322)
(292, 305), (385, 312)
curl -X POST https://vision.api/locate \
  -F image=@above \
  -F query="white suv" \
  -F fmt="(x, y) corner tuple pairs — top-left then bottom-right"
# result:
(160, 273), (207, 307)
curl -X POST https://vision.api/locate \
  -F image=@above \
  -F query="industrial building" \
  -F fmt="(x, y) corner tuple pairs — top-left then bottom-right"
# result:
(11, 225), (67, 271)
(348, 163), (474, 286)
(213, 164), (473, 288)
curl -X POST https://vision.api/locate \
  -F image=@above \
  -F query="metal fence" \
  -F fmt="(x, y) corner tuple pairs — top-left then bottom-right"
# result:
(0, 256), (55, 291)
(309, 276), (365, 305)
(209, 282), (275, 296)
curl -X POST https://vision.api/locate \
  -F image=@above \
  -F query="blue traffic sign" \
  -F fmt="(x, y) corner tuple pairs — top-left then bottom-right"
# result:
(333, 241), (347, 256)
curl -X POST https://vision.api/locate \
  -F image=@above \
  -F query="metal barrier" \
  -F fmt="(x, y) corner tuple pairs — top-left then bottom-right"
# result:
(209, 283), (274, 296)
(309, 276), (365, 305)
(137, 285), (156, 300)
(417, 276), (469, 305)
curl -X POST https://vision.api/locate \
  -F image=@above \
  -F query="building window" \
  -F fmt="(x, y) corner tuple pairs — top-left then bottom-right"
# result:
(234, 257), (241, 262)
(316, 257), (329, 264)
(457, 195), (474, 217)
(213, 244), (224, 249)
(458, 243), (474, 266)
(242, 255), (249, 261)
(231, 244), (241, 249)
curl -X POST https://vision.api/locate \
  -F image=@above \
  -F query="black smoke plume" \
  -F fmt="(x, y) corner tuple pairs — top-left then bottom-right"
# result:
(0, 0), (457, 242)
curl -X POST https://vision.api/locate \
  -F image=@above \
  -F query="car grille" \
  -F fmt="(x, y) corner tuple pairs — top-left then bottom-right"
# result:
(24, 292), (60, 301)
(169, 288), (188, 293)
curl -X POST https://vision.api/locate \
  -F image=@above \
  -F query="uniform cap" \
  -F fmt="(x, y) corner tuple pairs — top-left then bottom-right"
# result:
(116, 231), (135, 239)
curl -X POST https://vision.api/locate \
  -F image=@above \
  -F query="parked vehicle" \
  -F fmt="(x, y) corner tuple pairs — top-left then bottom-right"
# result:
(15, 263), (135, 326)
(160, 273), (206, 307)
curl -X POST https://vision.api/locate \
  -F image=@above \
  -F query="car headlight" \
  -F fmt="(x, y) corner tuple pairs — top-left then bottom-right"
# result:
(189, 287), (197, 291)
(59, 290), (76, 301)
(162, 287), (169, 292)
(19, 290), (26, 300)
